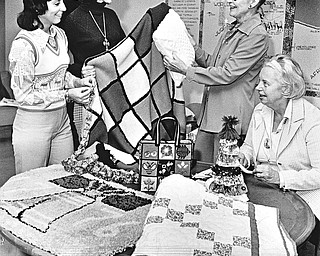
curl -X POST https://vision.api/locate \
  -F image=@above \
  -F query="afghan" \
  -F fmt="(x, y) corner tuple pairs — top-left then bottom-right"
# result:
(133, 174), (298, 256)
(0, 164), (153, 256)
(85, 2), (185, 157)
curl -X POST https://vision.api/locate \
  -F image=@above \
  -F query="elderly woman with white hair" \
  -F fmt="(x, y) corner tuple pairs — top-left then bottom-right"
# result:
(239, 54), (320, 219)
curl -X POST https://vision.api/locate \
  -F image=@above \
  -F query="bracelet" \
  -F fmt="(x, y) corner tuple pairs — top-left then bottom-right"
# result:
(65, 89), (71, 102)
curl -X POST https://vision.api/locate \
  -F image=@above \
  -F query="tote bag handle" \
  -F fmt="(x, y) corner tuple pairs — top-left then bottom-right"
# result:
(155, 116), (180, 147)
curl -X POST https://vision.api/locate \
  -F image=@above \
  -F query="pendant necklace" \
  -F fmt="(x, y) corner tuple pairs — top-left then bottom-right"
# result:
(88, 10), (110, 51)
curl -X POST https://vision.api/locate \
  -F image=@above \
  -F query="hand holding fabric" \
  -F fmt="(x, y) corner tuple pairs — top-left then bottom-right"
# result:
(163, 52), (188, 76)
(69, 87), (92, 105)
(81, 65), (96, 78)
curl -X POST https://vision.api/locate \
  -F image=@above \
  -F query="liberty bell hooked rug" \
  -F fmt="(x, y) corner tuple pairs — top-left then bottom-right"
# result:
(0, 164), (153, 256)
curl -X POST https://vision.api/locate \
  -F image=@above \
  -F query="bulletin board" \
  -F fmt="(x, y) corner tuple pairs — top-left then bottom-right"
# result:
(291, 0), (320, 107)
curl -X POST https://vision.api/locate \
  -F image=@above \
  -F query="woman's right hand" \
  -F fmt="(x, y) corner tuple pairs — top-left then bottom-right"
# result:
(68, 87), (92, 105)
(238, 152), (249, 168)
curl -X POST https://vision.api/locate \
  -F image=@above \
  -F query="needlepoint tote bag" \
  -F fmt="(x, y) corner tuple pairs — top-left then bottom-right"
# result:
(138, 116), (194, 192)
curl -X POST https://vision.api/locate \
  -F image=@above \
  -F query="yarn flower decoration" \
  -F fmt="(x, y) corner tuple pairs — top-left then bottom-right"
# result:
(218, 115), (240, 141)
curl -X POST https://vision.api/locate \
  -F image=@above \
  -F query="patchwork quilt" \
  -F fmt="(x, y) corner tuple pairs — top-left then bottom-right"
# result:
(0, 164), (153, 256)
(133, 174), (298, 256)
(85, 3), (186, 157)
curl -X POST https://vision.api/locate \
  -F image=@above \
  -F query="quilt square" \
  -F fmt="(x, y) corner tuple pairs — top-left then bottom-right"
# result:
(112, 38), (139, 76)
(141, 43), (165, 82)
(120, 110), (150, 146)
(176, 142), (193, 160)
(140, 160), (158, 176)
(141, 143), (158, 160)
(100, 80), (129, 121)
(158, 160), (175, 176)
(159, 143), (175, 160)
(130, 16), (154, 57)
(120, 62), (150, 103)
(141, 176), (158, 192)
(175, 160), (191, 176)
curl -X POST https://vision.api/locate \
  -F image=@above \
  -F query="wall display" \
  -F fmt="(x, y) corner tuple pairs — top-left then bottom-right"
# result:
(292, 0), (320, 106)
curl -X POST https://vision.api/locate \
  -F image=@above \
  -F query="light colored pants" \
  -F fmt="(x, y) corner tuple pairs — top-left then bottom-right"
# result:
(12, 107), (73, 174)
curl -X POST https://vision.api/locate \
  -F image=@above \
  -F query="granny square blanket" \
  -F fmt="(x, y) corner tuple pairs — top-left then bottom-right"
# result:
(85, 3), (186, 156)
(133, 174), (298, 256)
(0, 164), (153, 256)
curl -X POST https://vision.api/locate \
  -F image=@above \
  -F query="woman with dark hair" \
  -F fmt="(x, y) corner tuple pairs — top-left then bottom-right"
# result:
(9, 0), (94, 174)
(164, 0), (269, 164)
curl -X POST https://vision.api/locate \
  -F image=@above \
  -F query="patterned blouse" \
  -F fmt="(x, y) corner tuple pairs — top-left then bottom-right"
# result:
(9, 25), (77, 111)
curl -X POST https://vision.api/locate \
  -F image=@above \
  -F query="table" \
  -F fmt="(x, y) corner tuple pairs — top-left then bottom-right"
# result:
(193, 161), (316, 246)
(0, 162), (315, 255)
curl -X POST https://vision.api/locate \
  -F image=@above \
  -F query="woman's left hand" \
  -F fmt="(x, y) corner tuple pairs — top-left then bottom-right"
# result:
(254, 163), (280, 184)
(163, 52), (188, 75)
(68, 87), (92, 105)
(82, 65), (96, 78)
(81, 76), (95, 87)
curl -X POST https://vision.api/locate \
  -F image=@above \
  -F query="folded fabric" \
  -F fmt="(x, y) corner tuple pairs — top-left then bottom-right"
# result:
(153, 8), (195, 88)
(133, 174), (297, 256)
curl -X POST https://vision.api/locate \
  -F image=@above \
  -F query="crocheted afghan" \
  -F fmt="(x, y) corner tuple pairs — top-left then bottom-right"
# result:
(85, 3), (187, 157)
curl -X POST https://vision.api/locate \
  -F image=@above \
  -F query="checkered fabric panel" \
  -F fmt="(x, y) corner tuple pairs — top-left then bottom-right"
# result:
(86, 3), (182, 156)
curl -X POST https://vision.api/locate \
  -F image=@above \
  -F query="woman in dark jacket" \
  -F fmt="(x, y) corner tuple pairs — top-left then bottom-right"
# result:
(60, 0), (126, 149)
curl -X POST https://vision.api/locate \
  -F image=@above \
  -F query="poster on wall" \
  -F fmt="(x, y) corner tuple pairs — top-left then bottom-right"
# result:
(262, 0), (286, 56)
(291, 0), (320, 107)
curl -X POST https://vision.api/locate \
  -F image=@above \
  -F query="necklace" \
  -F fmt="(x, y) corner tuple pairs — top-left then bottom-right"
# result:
(48, 36), (57, 50)
(88, 11), (110, 51)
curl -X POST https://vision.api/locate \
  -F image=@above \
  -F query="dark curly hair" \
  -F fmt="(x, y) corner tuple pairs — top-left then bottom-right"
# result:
(17, 0), (50, 31)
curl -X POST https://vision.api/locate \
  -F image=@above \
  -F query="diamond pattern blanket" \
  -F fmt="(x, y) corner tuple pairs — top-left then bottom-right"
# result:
(133, 174), (298, 256)
(0, 164), (153, 256)
(85, 3), (186, 157)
